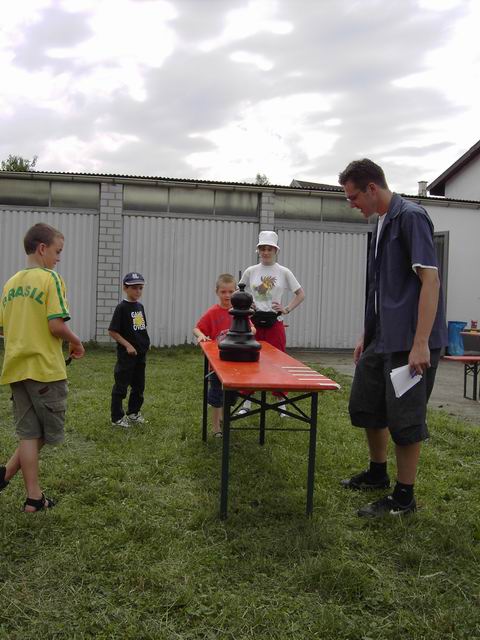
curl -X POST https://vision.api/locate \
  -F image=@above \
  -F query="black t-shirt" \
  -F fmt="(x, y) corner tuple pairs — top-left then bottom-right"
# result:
(108, 300), (150, 354)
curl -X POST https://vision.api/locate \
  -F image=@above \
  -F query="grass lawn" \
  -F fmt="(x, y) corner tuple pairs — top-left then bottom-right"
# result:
(1, 346), (479, 640)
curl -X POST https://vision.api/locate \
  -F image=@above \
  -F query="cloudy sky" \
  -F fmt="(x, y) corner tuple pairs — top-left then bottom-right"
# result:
(1, 0), (479, 193)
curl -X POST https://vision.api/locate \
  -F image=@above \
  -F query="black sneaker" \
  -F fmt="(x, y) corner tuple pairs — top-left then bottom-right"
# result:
(357, 494), (416, 518)
(340, 469), (390, 491)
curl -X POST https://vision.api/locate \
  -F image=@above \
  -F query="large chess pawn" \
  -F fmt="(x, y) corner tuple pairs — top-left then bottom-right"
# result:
(219, 284), (261, 362)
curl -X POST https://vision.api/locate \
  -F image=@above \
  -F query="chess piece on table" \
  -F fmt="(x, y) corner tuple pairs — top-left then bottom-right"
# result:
(219, 284), (261, 362)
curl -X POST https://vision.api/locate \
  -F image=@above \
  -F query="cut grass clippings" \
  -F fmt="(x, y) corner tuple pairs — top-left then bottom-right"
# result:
(0, 345), (479, 639)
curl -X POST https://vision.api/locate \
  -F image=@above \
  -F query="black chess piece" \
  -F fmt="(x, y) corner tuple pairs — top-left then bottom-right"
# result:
(219, 284), (261, 362)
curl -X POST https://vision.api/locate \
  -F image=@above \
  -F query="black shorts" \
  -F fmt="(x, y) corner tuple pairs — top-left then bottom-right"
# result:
(349, 341), (440, 445)
(207, 372), (223, 408)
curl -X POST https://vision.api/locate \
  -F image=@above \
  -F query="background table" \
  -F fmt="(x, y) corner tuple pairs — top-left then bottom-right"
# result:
(444, 355), (480, 401)
(460, 330), (480, 354)
(201, 341), (340, 518)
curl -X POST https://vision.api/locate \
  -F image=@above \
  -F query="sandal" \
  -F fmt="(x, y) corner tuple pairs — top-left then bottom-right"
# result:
(23, 493), (55, 512)
(213, 431), (223, 438)
(0, 466), (9, 492)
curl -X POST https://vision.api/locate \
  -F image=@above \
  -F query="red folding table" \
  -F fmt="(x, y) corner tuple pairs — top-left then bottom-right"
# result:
(444, 355), (480, 401)
(200, 341), (340, 519)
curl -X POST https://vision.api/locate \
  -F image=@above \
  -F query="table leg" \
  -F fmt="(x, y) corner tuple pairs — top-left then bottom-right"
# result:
(306, 392), (318, 517)
(220, 389), (234, 520)
(474, 363), (478, 402)
(202, 355), (209, 442)
(464, 363), (479, 401)
(259, 391), (266, 445)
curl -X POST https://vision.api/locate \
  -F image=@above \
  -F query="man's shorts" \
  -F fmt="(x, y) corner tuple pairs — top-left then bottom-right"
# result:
(11, 379), (68, 445)
(349, 341), (440, 445)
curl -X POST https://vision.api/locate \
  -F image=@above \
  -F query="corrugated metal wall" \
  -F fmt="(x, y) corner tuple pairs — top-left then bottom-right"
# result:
(278, 229), (368, 348)
(0, 207), (369, 349)
(123, 216), (368, 348)
(123, 216), (258, 346)
(0, 209), (98, 341)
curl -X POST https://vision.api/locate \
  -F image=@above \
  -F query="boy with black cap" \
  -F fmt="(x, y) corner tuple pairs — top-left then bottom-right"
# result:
(109, 272), (150, 427)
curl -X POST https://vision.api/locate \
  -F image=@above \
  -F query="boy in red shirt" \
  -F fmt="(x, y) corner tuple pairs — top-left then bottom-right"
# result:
(194, 273), (236, 438)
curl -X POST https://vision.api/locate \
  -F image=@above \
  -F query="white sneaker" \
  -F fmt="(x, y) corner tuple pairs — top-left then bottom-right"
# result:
(278, 404), (288, 418)
(112, 416), (131, 428)
(237, 400), (251, 415)
(127, 412), (146, 424)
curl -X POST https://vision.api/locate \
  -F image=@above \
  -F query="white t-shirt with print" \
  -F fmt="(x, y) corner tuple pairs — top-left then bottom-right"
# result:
(239, 263), (301, 313)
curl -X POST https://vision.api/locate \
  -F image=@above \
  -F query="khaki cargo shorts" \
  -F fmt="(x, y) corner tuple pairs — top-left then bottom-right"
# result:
(11, 379), (68, 445)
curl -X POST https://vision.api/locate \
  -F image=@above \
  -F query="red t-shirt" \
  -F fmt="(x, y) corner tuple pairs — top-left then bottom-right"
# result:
(196, 304), (232, 341)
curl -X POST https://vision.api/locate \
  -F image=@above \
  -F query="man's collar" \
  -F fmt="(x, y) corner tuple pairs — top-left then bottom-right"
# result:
(385, 193), (402, 219)
(374, 193), (401, 249)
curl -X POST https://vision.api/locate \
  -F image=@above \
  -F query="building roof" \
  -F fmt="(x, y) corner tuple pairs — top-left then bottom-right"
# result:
(428, 139), (480, 196)
(0, 169), (345, 195)
(290, 178), (343, 192)
(2, 169), (480, 205)
(0, 169), (283, 189)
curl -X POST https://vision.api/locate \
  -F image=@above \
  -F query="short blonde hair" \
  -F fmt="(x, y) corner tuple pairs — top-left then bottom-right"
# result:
(24, 223), (64, 255)
(216, 273), (236, 290)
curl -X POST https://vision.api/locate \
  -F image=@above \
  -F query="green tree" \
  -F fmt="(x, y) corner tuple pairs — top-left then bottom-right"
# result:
(1, 154), (38, 171)
(255, 172), (270, 186)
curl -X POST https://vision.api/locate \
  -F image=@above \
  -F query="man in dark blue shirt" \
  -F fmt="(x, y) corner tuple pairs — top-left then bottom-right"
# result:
(338, 159), (447, 518)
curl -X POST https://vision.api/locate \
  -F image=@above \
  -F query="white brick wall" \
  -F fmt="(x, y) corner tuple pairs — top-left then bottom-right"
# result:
(259, 192), (275, 230)
(96, 183), (123, 342)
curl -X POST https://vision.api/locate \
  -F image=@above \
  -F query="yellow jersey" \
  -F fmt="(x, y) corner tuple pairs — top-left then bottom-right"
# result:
(0, 267), (70, 384)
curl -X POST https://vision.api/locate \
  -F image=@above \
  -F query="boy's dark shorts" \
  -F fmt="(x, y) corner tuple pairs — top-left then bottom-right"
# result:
(207, 372), (223, 408)
(349, 341), (440, 445)
(11, 379), (68, 445)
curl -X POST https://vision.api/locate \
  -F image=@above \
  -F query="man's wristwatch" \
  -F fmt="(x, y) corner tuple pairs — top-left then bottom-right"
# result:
(284, 307), (290, 315)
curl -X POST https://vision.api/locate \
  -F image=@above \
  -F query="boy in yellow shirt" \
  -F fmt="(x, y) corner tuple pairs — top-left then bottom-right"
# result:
(0, 223), (84, 512)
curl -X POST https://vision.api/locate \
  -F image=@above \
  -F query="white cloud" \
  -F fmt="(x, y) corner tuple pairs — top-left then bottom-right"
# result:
(324, 118), (341, 127)
(187, 93), (338, 182)
(393, 1), (480, 108)
(49, 0), (177, 101)
(41, 132), (139, 172)
(392, 0), (480, 180)
(0, 1), (52, 46)
(230, 50), (274, 71)
(1, 0), (478, 193)
(52, 0), (176, 66)
(0, 1), (53, 113)
(417, 0), (462, 10)
(199, 0), (292, 52)
(59, 0), (98, 10)
(0, 66), (73, 116)
(1, 0), (177, 117)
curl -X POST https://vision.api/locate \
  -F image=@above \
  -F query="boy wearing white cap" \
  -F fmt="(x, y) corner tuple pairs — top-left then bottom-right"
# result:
(239, 231), (305, 412)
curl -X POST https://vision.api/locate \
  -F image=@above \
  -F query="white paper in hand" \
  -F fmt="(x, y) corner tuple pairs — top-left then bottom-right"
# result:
(390, 364), (422, 399)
